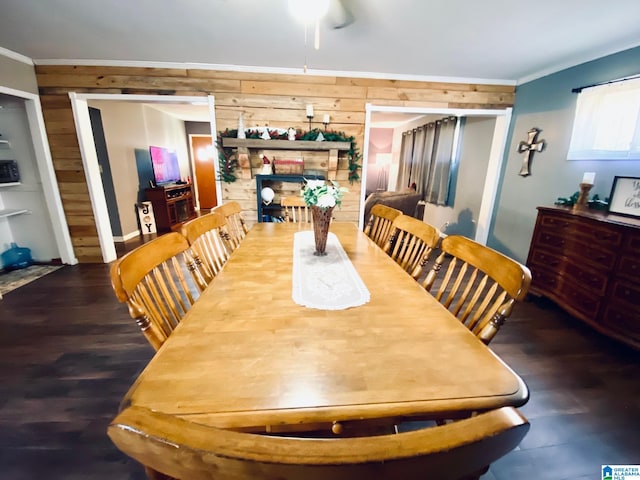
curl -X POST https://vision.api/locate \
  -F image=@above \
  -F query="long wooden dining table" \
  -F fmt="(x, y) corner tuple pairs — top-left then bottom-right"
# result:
(120, 222), (528, 434)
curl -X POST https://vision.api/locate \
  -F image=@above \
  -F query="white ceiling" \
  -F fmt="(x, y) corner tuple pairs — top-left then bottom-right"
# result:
(2, 0), (640, 85)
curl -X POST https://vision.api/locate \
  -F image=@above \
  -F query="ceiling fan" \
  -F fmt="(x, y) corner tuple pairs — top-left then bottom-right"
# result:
(288, 0), (355, 48)
(326, 0), (355, 30)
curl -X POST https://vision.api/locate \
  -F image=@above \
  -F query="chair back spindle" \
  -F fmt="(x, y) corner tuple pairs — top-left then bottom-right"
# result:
(180, 212), (232, 286)
(110, 233), (202, 351)
(281, 196), (310, 224)
(384, 215), (440, 279)
(422, 234), (532, 344)
(364, 204), (402, 248)
(211, 201), (248, 251)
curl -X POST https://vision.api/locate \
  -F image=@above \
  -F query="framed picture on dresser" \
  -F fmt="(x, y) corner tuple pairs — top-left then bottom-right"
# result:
(608, 176), (640, 218)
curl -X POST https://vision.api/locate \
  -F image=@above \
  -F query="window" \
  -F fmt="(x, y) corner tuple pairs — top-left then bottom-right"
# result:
(567, 77), (640, 161)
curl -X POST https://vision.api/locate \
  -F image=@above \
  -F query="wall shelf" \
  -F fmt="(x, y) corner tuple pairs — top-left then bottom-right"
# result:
(221, 138), (351, 180)
(0, 208), (29, 219)
(256, 174), (323, 223)
(221, 138), (351, 151)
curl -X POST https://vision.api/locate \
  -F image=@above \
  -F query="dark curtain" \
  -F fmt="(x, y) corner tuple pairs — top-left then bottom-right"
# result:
(396, 116), (459, 205)
(396, 129), (414, 191)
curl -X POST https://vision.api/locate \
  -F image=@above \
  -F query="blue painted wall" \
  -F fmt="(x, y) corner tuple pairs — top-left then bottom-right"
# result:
(489, 46), (640, 263)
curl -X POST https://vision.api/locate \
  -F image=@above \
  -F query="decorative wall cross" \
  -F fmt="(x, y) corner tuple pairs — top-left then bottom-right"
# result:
(517, 128), (545, 177)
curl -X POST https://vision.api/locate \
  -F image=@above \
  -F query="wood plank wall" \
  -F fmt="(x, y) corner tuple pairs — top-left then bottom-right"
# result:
(35, 65), (515, 263)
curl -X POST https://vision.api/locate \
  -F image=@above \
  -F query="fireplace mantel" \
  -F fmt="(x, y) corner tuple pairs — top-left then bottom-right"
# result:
(220, 138), (351, 179)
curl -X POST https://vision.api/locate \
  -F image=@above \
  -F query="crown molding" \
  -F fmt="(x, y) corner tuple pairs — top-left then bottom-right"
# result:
(0, 46), (34, 65)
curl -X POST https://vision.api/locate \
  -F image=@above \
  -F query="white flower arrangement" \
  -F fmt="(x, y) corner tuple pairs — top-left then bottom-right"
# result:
(302, 179), (348, 209)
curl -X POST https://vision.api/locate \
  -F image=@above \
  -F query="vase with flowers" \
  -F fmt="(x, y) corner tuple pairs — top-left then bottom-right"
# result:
(302, 179), (348, 256)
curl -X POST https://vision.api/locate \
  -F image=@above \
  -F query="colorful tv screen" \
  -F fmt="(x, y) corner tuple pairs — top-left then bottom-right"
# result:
(149, 146), (181, 185)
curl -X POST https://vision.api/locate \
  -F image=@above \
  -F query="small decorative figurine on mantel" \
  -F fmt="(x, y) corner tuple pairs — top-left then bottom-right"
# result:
(260, 155), (273, 175)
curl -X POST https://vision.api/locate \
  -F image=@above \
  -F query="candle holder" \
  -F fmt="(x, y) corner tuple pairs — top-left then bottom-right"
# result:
(305, 105), (314, 131)
(573, 183), (593, 210)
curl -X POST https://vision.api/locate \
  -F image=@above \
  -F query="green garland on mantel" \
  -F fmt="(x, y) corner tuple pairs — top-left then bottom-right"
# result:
(217, 128), (361, 184)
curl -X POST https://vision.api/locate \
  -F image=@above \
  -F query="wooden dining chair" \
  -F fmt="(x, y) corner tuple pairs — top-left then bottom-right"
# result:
(211, 201), (248, 251)
(383, 215), (441, 280)
(180, 212), (232, 285)
(364, 204), (402, 248)
(109, 405), (529, 480)
(110, 232), (204, 351)
(281, 195), (310, 224)
(422, 234), (532, 344)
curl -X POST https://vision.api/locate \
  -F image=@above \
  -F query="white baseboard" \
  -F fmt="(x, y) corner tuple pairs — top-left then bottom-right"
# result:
(113, 230), (141, 243)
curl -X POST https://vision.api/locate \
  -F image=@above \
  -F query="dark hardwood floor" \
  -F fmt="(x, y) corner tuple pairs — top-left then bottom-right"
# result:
(0, 262), (638, 479)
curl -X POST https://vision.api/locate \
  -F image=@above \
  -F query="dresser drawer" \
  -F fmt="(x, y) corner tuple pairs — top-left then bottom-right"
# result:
(532, 230), (617, 270)
(558, 282), (602, 318)
(529, 265), (601, 318)
(600, 305), (640, 344)
(528, 264), (561, 295)
(609, 279), (640, 308)
(528, 249), (564, 270)
(562, 262), (608, 295)
(538, 212), (623, 248)
(538, 213), (576, 231)
(623, 231), (640, 254)
(574, 221), (623, 247)
(616, 254), (640, 282)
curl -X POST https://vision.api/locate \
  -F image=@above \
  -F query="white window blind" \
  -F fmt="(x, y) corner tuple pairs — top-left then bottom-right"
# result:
(567, 77), (640, 161)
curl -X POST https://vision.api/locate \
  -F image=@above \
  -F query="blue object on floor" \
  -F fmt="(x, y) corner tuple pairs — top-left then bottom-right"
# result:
(1, 242), (33, 270)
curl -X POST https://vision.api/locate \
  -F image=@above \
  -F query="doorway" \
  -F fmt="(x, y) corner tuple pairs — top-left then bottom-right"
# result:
(69, 94), (219, 263)
(0, 86), (76, 268)
(89, 106), (122, 238)
(189, 134), (218, 210)
(361, 104), (512, 245)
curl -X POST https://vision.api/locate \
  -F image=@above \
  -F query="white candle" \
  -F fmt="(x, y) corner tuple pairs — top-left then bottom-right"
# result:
(582, 172), (596, 185)
(323, 114), (330, 124)
(306, 105), (314, 117)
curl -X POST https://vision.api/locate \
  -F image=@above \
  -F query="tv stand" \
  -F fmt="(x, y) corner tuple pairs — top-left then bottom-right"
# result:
(145, 184), (196, 232)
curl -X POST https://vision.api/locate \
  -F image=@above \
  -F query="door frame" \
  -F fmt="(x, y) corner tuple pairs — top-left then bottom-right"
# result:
(69, 93), (218, 263)
(0, 85), (77, 265)
(361, 104), (512, 245)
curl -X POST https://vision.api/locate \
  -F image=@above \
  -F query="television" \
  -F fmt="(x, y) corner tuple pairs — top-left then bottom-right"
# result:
(149, 146), (181, 185)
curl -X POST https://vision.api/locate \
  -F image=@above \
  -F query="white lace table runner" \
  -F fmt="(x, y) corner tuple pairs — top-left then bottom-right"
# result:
(292, 231), (370, 310)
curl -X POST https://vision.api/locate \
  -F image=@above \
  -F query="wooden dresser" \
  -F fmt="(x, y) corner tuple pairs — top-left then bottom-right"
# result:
(527, 206), (640, 349)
